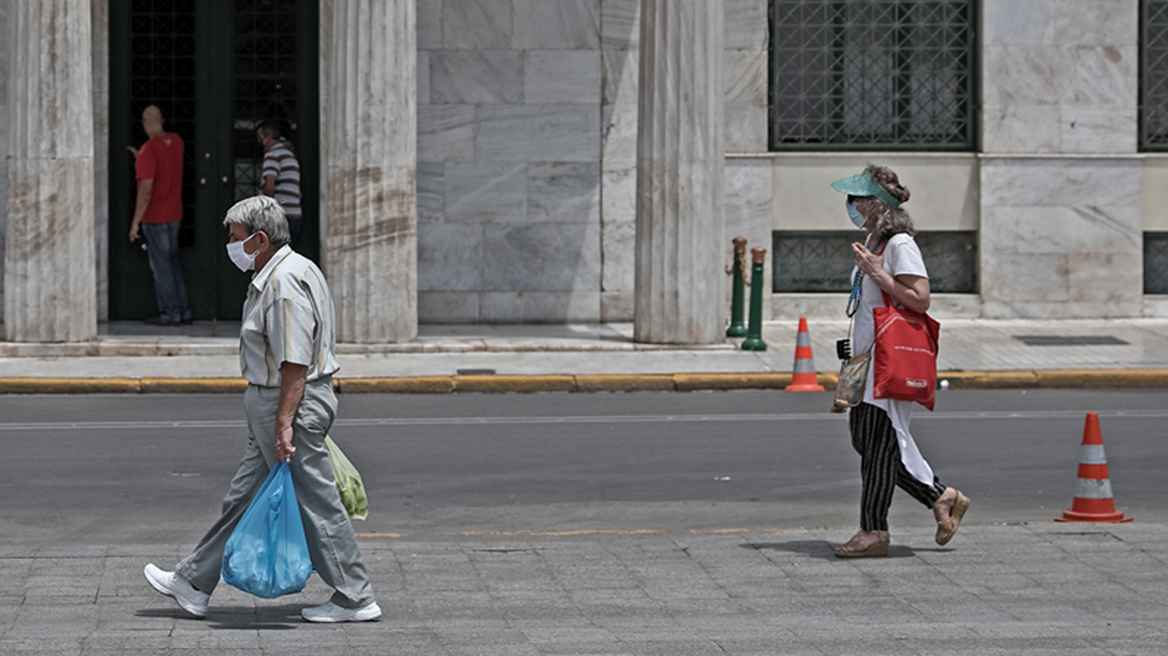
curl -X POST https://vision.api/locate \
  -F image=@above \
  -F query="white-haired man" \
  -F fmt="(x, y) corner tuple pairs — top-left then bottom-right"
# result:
(143, 195), (379, 623)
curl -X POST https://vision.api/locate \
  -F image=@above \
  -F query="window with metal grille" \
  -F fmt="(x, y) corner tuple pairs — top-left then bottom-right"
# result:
(1141, 1), (1168, 150)
(772, 231), (977, 293)
(1145, 233), (1168, 293)
(769, 0), (977, 150)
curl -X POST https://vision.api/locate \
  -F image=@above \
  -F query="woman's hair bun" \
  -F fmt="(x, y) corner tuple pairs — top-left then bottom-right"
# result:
(867, 164), (910, 204)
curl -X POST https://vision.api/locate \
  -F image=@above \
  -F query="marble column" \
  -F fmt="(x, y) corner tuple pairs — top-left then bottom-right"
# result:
(633, 0), (725, 344)
(5, 0), (97, 342)
(321, 0), (417, 342)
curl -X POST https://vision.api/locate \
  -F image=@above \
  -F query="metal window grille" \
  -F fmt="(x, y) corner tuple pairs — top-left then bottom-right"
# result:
(769, 0), (977, 150)
(234, 0), (300, 202)
(1141, 1), (1168, 150)
(1145, 233), (1168, 293)
(772, 231), (977, 293)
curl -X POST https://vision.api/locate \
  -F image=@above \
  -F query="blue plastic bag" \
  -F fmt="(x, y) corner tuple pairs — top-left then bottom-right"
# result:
(221, 462), (313, 598)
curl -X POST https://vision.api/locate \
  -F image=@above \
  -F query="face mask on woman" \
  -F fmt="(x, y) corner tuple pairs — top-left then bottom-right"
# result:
(226, 233), (259, 272)
(846, 200), (866, 228)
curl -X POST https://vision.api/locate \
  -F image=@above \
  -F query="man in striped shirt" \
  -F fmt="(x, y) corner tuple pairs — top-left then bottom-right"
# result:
(257, 121), (303, 245)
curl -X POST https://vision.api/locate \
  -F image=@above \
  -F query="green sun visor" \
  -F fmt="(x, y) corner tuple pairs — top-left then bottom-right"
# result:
(829, 170), (901, 210)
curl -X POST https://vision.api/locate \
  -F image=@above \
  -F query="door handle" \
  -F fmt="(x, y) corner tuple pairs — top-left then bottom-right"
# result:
(200, 177), (207, 185)
(221, 176), (229, 184)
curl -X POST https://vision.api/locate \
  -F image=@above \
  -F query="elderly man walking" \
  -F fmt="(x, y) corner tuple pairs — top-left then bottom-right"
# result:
(144, 195), (379, 623)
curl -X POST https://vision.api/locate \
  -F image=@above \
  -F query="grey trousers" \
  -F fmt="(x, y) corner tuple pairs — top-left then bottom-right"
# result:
(174, 377), (374, 609)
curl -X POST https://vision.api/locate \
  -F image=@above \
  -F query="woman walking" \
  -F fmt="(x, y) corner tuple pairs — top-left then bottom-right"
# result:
(830, 164), (970, 558)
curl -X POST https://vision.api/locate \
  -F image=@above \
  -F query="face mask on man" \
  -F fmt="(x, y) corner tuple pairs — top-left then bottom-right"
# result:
(226, 233), (259, 272)
(846, 200), (866, 228)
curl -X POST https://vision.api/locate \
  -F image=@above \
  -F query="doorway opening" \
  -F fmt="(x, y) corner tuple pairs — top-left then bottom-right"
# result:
(108, 0), (319, 322)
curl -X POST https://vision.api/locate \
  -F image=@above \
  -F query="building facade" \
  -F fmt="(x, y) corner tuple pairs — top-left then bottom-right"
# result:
(0, 0), (1164, 344)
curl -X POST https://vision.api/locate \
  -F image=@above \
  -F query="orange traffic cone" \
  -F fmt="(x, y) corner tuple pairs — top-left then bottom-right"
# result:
(1055, 413), (1132, 523)
(785, 317), (825, 392)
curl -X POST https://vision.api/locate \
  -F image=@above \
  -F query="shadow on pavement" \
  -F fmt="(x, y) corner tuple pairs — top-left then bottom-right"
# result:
(135, 605), (302, 630)
(741, 540), (918, 559)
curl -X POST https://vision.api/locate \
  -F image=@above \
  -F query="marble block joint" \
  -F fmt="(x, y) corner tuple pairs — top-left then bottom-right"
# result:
(634, 0), (726, 344)
(322, 0), (418, 343)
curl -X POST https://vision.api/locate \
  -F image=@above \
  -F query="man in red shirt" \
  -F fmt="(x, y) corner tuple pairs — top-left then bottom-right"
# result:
(129, 105), (191, 325)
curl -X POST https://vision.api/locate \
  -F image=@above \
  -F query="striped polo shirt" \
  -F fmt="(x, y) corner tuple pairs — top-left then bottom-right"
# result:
(239, 245), (339, 387)
(261, 141), (302, 220)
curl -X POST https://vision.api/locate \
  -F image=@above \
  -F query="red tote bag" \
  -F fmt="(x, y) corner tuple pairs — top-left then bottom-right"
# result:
(871, 292), (941, 410)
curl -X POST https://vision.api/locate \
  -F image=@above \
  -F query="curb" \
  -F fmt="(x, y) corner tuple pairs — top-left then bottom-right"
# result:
(4, 369), (1168, 393)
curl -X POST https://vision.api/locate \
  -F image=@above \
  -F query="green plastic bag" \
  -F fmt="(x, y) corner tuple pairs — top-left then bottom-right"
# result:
(325, 436), (368, 520)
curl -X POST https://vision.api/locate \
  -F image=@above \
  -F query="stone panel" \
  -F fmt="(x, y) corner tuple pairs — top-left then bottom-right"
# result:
(482, 223), (601, 291)
(1053, 0), (1137, 47)
(417, 162), (445, 222)
(443, 0), (511, 49)
(724, 105), (767, 153)
(430, 50), (523, 104)
(600, 102), (638, 170)
(600, 0), (639, 49)
(418, 222), (483, 291)
(445, 162), (527, 223)
(983, 0), (1055, 45)
(724, 0), (767, 50)
(419, 291), (481, 322)
(527, 162), (600, 223)
(480, 290), (601, 322)
(476, 105), (600, 162)
(981, 159), (1140, 208)
(1061, 104), (1137, 153)
(981, 0), (1137, 155)
(512, 0), (600, 50)
(417, 50), (431, 104)
(417, 0), (443, 49)
(600, 218), (634, 292)
(601, 290), (634, 322)
(418, 105), (476, 162)
(980, 158), (1143, 318)
(601, 167), (636, 224)
(525, 50), (601, 104)
(601, 48), (637, 104)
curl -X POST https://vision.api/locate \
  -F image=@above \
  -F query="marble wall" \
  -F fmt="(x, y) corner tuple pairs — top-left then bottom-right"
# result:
(416, 0), (771, 323)
(979, 0), (1144, 318)
(416, 0), (605, 322)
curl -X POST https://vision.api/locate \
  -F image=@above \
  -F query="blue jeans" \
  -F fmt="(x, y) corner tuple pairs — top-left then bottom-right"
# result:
(142, 220), (191, 323)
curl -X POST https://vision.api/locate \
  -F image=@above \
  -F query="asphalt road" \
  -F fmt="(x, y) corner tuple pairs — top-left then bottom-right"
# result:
(1, 389), (1165, 545)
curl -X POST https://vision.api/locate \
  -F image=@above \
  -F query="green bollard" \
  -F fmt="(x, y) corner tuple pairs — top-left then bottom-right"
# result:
(726, 237), (748, 337)
(741, 247), (767, 351)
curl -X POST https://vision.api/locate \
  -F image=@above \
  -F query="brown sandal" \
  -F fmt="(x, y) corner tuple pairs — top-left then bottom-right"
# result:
(934, 488), (971, 546)
(834, 532), (890, 558)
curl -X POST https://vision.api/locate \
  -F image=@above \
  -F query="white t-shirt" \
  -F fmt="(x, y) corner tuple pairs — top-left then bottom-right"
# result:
(851, 233), (929, 357)
(848, 232), (934, 485)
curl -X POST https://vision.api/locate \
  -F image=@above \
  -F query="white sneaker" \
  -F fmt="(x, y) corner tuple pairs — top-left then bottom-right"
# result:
(143, 563), (208, 618)
(301, 600), (382, 623)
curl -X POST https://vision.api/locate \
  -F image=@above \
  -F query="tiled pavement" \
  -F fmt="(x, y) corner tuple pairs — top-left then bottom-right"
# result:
(3, 524), (1167, 655)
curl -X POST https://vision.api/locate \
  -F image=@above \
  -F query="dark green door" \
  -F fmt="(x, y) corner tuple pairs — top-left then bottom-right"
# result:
(109, 0), (319, 321)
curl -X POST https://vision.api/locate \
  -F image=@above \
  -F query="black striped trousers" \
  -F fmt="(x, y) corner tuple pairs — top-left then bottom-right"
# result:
(849, 402), (947, 531)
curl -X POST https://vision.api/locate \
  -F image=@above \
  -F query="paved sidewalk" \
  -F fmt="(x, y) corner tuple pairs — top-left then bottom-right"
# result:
(2, 523), (1165, 655)
(3, 319), (1168, 391)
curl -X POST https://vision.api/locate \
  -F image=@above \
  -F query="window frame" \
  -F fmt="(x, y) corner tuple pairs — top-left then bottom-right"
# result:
(767, 0), (980, 152)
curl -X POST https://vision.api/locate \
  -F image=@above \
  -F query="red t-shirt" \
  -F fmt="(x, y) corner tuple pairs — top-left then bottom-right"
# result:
(135, 133), (184, 224)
